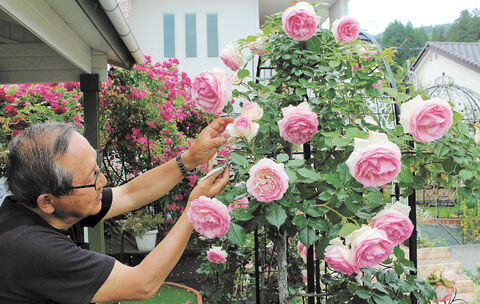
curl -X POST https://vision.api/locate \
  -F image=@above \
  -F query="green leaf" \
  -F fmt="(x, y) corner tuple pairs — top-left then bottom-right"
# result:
(329, 60), (341, 68)
(366, 191), (385, 204)
(306, 36), (321, 52)
(355, 287), (372, 299)
(397, 166), (413, 183)
(227, 223), (245, 246)
(276, 153), (289, 162)
(299, 227), (319, 248)
(231, 153), (249, 167)
(296, 87), (307, 96)
(318, 190), (333, 201)
(393, 246), (405, 260)
(374, 282), (389, 294)
(325, 173), (342, 188)
(293, 214), (308, 228)
(338, 223), (358, 237)
(230, 208), (254, 221)
(308, 218), (328, 231)
(237, 69), (250, 78)
(337, 163), (352, 183)
(373, 293), (394, 304)
(459, 169), (473, 180)
(266, 203), (287, 229)
(298, 167), (322, 181)
(287, 158), (305, 167)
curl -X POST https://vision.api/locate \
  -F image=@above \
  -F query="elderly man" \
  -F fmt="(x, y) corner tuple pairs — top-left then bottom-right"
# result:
(0, 117), (232, 303)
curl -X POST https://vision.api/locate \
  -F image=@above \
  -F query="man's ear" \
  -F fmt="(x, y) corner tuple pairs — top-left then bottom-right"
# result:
(36, 194), (55, 214)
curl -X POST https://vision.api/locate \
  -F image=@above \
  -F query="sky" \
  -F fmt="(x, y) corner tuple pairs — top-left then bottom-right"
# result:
(348, 0), (480, 35)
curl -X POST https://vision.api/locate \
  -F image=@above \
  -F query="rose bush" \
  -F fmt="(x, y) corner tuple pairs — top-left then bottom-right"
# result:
(192, 3), (480, 302)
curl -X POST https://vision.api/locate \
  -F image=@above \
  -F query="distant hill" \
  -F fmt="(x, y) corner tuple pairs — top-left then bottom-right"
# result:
(374, 23), (452, 42)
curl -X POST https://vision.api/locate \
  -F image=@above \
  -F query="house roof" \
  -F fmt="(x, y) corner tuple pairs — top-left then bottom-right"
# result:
(0, 0), (144, 84)
(410, 42), (480, 74)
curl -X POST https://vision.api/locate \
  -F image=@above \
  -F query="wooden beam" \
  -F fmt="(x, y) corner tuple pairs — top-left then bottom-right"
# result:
(0, 43), (108, 84)
(0, 0), (92, 73)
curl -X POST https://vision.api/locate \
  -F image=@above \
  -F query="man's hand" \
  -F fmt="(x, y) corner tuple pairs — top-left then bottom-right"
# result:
(188, 167), (230, 203)
(182, 117), (233, 170)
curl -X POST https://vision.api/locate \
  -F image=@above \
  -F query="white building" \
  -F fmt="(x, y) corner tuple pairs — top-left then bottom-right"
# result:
(405, 42), (480, 94)
(127, 0), (349, 77)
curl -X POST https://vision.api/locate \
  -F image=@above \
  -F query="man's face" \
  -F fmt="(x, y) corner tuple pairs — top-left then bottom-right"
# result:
(52, 132), (106, 222)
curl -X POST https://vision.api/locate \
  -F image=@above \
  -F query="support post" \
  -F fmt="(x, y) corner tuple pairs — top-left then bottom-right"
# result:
(255, 229), (261, 304)
(80, 73), (105, 254)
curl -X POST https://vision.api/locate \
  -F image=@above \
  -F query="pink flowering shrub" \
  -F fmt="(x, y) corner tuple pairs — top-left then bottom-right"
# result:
(0, 82), (85, 174)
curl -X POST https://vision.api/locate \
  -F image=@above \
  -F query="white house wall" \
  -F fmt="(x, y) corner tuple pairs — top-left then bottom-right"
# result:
(130, 0), (259, 78)
(413, 50), (480, 94)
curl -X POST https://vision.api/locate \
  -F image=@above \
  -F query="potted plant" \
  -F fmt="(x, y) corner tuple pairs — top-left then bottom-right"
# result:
(118, 208), (163, 251)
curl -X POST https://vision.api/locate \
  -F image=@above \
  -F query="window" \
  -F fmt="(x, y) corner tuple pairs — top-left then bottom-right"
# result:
(206, 13), (218, 57)
(163, 14), (175, 58)
(185, 14), (197, 58)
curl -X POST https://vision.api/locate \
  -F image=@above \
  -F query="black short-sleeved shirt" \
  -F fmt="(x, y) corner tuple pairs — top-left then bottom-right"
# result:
(0, 188), (116, 304)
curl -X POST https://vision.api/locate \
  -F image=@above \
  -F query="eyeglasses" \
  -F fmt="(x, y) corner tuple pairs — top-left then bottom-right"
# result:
(67, 150), (103, 191)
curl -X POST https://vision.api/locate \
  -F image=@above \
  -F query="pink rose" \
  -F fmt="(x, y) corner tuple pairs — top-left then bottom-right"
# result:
(225, 116), (259, 141)
(220, 45), (244, 72)
(192, 68), (233, 114)
(301, 269), (308, 283)
(346, 132), (401, 187)
(246, 158), (289, 202)
(400, 95), (453, 143)
(249, 36), (267, 56)
(372, 202), (414, 246)
(346, 226), (393, 269)
(372, 80), (382, 88)
(186, 196), (230, 239)
(324, 238), (359, 275)
(230, 73), (241, 86)
(207, 246), (227, 264)
(297, 241), (315, 263)
(278, 102), (318, 145)
(282, 2), (319, 41)
(241, 101), (263, 121)
(331, 16), (360, 43)
(435, 285), (455, 302)
(228, 197), (249, 213)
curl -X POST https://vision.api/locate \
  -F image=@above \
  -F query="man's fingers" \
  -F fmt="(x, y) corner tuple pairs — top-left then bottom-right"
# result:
(209, 167), (230, 194)
(209, 117), (234, 133)
(210, 136), (228, 148)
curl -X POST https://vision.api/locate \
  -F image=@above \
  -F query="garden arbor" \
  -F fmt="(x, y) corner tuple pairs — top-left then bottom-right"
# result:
(0, 0), (145, 252)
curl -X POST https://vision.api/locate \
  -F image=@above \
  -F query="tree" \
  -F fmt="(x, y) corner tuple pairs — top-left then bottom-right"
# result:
(431, 26), (447, 41)
(446, 9), (480, 42)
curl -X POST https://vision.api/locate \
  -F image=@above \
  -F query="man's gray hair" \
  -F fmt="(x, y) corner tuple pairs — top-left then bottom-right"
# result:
(6, 122), (77, 207)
